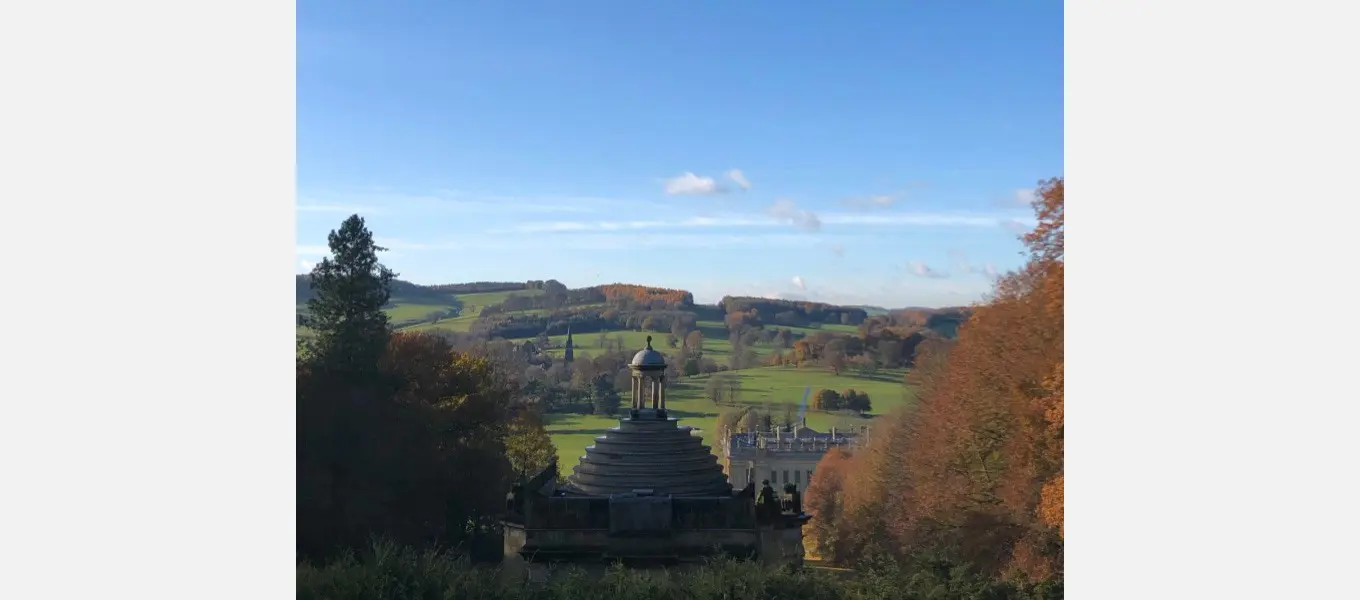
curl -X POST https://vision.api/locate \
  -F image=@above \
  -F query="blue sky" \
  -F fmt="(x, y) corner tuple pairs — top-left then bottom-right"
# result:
(296, 1), (1063, 308)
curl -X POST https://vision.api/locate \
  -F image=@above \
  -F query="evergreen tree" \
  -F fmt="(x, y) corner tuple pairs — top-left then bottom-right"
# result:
(591, 374), (621, 416)
(305, 215), (396, 379)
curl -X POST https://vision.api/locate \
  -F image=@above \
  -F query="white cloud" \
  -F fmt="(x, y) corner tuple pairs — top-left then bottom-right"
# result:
(766, 199), (822, 231)
(947, 249), (1002, 279)
(299, 259), (315, 271)
(692, 277), (981, 309)
(907, 261), (949, 279)
(299, 190), (616, 216)
(827, 243), (846, 259)
(726, 169), (751, 190)
(791, 275), (806, 290)
(1014, 188), (1037, 206)
(295, 245), (330, 256)
(663, 172), (728, 195)
(497, 211), (1029, 235)
(361, 232), (818, 253)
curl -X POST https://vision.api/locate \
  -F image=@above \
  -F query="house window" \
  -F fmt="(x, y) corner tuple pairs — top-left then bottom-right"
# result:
(771, 471), (777, 484)
(782, 470), (789, 485)
(795, 470), (801, 485)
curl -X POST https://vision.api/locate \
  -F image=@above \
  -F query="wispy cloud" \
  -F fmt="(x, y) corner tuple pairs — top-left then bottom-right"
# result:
(490, 216), (764, 234)
(360, 232), (820, 252)
(1001, 218), (1032, 234)
(907, 261), (949, 279)
(824, 213), (1022, 227)
(791, 275), (807, 290)
(766, 199), (822, 231)
(296, 245), (330, 256)
(827, 243), (846, 259)
(298, 190), (616, 216)
(726, 169), (751, 191)
(496, 211), (1031, 235)
(661, 170), (751, 195)
(947, 249), (1001, 278)
(840, 194), (899, 210)
(1013, 188), (1037, 206)
(663, 172), (728, 195)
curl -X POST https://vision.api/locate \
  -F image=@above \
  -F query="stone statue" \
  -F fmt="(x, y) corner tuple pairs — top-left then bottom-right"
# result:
(736, 480), (755, 500)
(507, 482), (525, 515)
(782, 483), (802, 515)
(757, 479), (778, 520)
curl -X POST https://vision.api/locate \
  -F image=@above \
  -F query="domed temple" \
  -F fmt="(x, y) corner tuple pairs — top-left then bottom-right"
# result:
(502, 337), (810, 573)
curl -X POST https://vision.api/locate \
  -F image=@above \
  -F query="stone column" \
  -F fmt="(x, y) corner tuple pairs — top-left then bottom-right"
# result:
(658, 376), (666, 411)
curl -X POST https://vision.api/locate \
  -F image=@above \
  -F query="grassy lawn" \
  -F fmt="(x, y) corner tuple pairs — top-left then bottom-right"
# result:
(454, 289), (543, 317)
(393, 289), (546, 333)
(385, 302), (458, 323)
(773, 323), (861, 335)
(547, 365), (912, 472)
(542, 413), (626, 468)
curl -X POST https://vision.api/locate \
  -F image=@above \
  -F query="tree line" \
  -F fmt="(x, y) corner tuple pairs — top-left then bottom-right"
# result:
(803, 177), (1064, 585)
(297, 215), (556, 562)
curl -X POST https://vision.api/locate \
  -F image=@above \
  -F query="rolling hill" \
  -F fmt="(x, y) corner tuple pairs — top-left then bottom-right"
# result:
(296, 275), (971, 469)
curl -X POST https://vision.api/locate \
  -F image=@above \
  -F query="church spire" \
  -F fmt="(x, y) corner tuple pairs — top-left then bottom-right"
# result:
(563, 326), (574, 363)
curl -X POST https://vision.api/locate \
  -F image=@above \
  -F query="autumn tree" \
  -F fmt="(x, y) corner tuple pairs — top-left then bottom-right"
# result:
(824, 338), (847, 375)
(299, 330), (517, 562)
(840, 389), (872, 413)
(505, 409), (558, 480)
(705, 372), (739, 405)
(772, 348), (794, 367)
(804, 447), (856, 561)
(822, 177), (1064, 582)
(812, 388), (841, 411)
(685, 330), (704, 353)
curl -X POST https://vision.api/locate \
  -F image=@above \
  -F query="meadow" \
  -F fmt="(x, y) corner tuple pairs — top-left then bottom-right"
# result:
(546, 364), (911, 471)
(397, 289), (546, 333)
(519, 318), (843, 362)
(299, 286), (909, 474)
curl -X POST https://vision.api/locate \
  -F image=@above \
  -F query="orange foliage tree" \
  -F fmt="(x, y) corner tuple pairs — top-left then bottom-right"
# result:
(827, 177), (1064, 582)
(597, 283), (695, 308)
(803, 447), (856, 561)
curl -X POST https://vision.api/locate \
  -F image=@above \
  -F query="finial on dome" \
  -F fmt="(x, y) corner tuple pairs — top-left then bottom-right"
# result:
(646, 335), (653, 349)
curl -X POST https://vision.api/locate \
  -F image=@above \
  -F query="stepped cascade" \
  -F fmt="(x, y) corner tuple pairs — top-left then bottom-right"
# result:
(564, 336), (732, 497)
(502, 336), (809, 576)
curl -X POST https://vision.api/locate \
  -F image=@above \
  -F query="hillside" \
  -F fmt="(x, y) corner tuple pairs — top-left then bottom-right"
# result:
(297, 274), (971, 468)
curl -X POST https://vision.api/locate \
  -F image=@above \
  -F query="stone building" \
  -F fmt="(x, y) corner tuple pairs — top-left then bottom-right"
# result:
(720, 422), (864, 493)
(502, 337), (809, 574)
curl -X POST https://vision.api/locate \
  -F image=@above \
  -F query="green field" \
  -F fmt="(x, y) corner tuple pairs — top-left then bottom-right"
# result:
(546, 365), (911, 471)
(520, 323), (792, 362)
(775, 323), (861, 335)
(396, 289), (546, 333)
(385, 302), (458, 323)
(297, 284), (899, 475)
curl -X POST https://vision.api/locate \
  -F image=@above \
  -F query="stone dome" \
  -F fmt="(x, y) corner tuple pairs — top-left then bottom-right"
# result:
(630, 336), (666, 368)
(565, 410), (732, 497)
